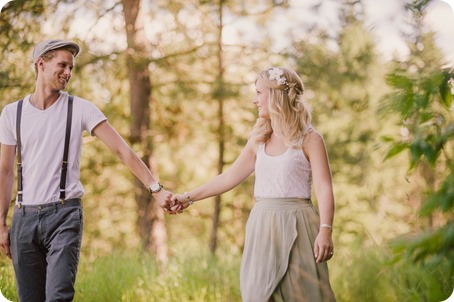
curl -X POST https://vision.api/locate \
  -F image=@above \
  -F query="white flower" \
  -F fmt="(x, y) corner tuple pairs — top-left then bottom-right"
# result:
(277, 78), (286, 85)
(268, 67), (287, 86)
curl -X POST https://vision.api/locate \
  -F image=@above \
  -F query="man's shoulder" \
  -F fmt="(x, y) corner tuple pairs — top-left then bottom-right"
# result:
(65, 94), (105, 121)
(1, 99), (24, 114)
(65, 93), (86, 103)
(67, 94), (98, 109)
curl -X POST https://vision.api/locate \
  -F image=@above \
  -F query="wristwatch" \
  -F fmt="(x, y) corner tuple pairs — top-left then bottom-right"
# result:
(149, 181), (163, 194)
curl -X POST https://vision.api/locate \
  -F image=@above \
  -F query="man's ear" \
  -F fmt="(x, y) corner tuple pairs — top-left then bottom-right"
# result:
(36, 57), (45, 71)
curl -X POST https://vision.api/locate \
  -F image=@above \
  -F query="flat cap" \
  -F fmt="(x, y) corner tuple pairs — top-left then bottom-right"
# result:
(33, 39), (80, 63)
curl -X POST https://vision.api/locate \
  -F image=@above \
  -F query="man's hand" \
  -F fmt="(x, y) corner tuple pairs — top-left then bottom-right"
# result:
(0, 224), (11, 259)
(153, 189), (175, 213)
(170, 193), (191, 213)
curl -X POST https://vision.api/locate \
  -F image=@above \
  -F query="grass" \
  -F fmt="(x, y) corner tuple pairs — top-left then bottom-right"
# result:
(75, 250), (241, 302)
(0, 245), (452, 302)
(329, 245), (453, 302)
(0, 260), (16, 301)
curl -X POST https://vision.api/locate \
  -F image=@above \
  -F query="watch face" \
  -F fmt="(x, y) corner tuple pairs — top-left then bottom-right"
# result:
(151, 182), (161, 192)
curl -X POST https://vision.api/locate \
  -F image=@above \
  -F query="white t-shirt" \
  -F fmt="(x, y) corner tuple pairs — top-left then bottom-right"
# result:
(0, 92), (107, 205)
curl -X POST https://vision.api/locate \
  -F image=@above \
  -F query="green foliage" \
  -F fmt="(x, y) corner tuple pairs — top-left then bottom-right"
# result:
(331, 244), (453, 302)
(422, 164), (454, 215)
(391, 222), (454, 270)
(382, 2), (454, 275)
(0, 258), (17, 302)
(383, 67), (454, 199)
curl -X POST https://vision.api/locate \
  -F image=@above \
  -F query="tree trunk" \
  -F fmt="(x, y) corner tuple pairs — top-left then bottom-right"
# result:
(121, 0), (168, 262)
(209, 0), (225, 254)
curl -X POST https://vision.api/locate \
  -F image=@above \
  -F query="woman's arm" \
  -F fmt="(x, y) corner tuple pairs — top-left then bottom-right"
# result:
(172, 139), (257, 207)
(304, 130), (335, 263)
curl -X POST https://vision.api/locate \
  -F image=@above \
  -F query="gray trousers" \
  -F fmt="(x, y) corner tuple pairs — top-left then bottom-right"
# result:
(10, 199), (83, 302)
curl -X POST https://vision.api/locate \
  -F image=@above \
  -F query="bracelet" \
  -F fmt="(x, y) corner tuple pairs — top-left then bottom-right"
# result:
(320, 224), (332, 230)
(183, 192), (194, 205)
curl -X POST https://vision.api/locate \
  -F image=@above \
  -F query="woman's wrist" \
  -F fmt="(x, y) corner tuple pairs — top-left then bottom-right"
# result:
(320, 224), (332, 231)
(183, 192), (194, 205)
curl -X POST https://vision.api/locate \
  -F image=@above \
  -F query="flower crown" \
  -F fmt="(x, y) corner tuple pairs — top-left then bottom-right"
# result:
(268, 67), (289, 91)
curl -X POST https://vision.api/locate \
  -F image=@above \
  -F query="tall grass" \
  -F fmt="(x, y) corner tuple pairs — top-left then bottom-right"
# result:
(75, 250), (241, 302)
(0, 245), (452, 302)
(0, 259), (16, 301)
(329, 244), (453, 302)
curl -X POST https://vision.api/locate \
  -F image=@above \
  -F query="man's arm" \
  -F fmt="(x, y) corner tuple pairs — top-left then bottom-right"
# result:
(0, 144), (16, 258)
(91, 121), (172, 208)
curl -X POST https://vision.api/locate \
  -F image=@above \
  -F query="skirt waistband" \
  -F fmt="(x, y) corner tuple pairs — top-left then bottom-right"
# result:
(254, 197), (312, 210)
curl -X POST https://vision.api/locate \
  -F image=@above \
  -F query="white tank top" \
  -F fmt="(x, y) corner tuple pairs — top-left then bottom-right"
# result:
(254, 143), (312, 198)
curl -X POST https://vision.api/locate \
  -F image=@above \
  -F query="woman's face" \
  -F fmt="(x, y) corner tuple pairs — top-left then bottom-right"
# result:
(252, 78), (270, 119)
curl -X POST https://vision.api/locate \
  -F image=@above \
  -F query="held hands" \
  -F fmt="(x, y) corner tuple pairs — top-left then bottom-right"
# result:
(154, 188), (194, 215)
(153, 189), (177, 213)
(170, 193), (193, 214)
(161, 192), (193, 215)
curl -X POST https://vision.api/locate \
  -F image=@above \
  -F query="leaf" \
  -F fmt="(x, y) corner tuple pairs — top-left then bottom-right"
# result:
(385, 142), (409, 159)
(421, 171), (454, 215)
(380, 136), (396, 143)
(386, 74), (413, 91)
(439, 69), (453, 108)
(410, 141), (423, 162)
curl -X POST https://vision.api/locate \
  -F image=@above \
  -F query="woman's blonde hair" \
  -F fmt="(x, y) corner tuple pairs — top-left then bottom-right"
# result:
(250, 66), (312, 147)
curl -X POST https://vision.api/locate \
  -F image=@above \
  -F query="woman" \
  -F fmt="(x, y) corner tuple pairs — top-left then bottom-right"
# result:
(171, 66), (336, 302)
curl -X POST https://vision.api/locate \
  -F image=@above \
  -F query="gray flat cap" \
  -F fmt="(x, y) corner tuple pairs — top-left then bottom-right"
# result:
(33, 39), (80, 63)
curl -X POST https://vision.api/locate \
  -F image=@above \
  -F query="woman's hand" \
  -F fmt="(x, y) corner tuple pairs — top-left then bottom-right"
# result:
(314, 227), (334, 263)
(168, 193), (192, 214)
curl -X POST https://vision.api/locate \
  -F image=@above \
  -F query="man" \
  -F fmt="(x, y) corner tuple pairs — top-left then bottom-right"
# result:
(0, 39), (172, 302)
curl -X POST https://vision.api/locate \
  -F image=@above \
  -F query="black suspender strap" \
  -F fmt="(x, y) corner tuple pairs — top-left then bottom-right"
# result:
(15, 96), (74, 206)
(16, 100), (24, 207)
(59, 95), (73, 202)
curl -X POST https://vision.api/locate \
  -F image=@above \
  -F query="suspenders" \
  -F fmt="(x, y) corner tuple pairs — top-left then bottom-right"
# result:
(60, 96), (74, 201)
(15, 96), (74, 208)
(16, 101), (23, 204)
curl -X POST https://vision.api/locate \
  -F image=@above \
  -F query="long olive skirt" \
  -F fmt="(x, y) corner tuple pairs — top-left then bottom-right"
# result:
(240, 198), (336, 302)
